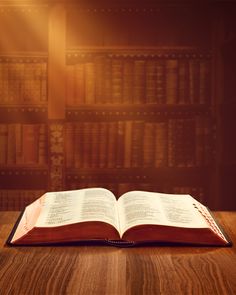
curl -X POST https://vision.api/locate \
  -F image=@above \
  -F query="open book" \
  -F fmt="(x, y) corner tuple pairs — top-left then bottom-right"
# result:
(8, 188), (231, 246)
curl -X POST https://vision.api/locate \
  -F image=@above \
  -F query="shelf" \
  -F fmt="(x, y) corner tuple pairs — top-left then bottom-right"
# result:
(66, 104), (211, 121)
(0, 167), (48, 189)
(0, 52), (48, 59)
(0, 106), (48, 123)
(66, 167), (210, 185)
(0, 166), (48, 174)
(65, 1), (219, 9)
(67, 47), (211, 58)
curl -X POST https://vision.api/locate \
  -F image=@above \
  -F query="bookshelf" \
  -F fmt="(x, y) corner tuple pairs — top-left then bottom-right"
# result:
(0, 4), (49, 209)
(63, 3), (214, 206)
(215, 2), (236, 209)
(0, 0), (235, 210)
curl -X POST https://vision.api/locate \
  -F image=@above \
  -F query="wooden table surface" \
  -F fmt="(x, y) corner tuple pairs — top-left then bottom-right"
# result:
(0, 211), (236, 295)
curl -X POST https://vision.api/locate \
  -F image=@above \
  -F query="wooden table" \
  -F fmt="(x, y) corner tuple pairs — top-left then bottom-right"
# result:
(0, 211), (235, 295)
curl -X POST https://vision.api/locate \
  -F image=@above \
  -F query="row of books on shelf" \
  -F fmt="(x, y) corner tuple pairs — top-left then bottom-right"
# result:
(0, 124), (47, 165)
(66, 54), (211, 106)
(0, 58), (47, 104)
(0, 118), (213, 168)
(65, 118), (213, 169)
(0, 185), (205, 210)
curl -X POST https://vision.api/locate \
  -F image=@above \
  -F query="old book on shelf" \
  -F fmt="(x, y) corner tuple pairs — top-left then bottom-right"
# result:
(8, 188), (231, 247)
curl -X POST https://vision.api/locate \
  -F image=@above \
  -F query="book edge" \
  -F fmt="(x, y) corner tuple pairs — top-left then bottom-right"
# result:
(206, 208), (233, 246)
(6, 210), (26, 246)
(5, 207), (232, 248)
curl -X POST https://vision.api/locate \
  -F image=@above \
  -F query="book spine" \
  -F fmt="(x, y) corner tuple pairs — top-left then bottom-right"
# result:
(133, 60), (146, 104)
(183, 118), (196, 167)
(85, 62), (95, 104)
(38, 124), (47, 165)
(104, 58), (112, 103)
(0, 62), (4, 105)
(66, 65), (75, 106)
(167, 119), (175, 167)
(2, 62), (9, 104)
(174, 119), (185, 167)
(6, 63), (11, 103)
(32, 61), (39, 103)
(16, 63), (23, 103)
(28, 62), (34, 103)
(189, 59), (200, 104)
(8, 63), (16, 103)
(75, 63), (85, 105)
(19, 62), (25, 103)
(22, 124), (39, 164)
(154, 122), (168, 167)
(203, 117), (212, 166)
(165, 59), (178, 104)
(41, 62), (47, 102)
(0, 124), (8, 164)
(15, 124), (24, 165)
(91, 122), (100, 168)
(95, 56), (105, 104)
(3, 62), (9, 103)
(99, 122), (108, 168)
(7, 124), (16, 164)
(107, 122), (117, 168)
(199, 59), (211, 104)
(195, 116), (204, 167)
(131, 121), (144, 168)
(146, 60), (157, 104)
(123, 59), (133, 104)
(75, 123), (84, 168)
(124, 121), (132, 168)
(178, 59), (189, 104)
(23, 63), (31, 103)
(65, 122), (75, 168)
(156, 59), (165, 104)
(116, 121), (125, 168)
(143, 122), (155, 167)
(82, 122), (92, 168)
(111, 59), (123, 104)
(34, 62), (42, 103)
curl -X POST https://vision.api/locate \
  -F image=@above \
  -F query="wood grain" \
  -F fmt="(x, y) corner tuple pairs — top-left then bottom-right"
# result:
(0, 212), (235, 295)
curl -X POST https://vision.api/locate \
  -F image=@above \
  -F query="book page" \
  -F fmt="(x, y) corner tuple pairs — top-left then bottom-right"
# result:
(118, 191), (209, 236)
(35, 188), (119, 230)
